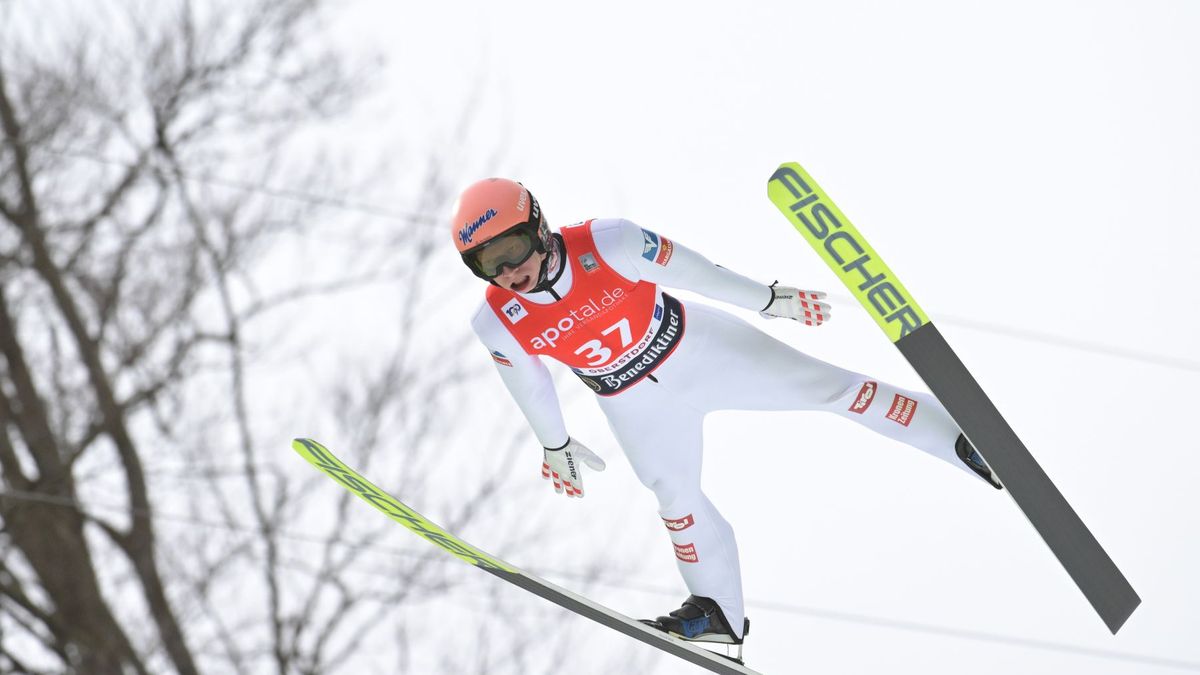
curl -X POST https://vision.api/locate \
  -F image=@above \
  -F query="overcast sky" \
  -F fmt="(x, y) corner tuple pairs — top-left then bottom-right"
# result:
(324, 1), (1200, 673)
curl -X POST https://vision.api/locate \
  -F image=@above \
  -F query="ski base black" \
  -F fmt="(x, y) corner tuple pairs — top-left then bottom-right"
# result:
(768, 162), (1140, 633)
(899, 322), (1139, 632)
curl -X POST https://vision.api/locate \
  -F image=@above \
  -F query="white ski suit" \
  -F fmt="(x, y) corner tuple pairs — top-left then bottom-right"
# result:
(470, 218), (982, 636)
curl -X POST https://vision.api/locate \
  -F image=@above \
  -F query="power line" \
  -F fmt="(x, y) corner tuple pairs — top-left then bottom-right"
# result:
(40, 146), (439, 225)
(574, 574), (1200, 673)
(28, 144), (1195, 374)
(0, 487), (1193, 672)
(742, 601), (1200, 673)
(824, 291), (1200, 373)
(935, 309), (1200, 373)
(34, 148), (1198, 373)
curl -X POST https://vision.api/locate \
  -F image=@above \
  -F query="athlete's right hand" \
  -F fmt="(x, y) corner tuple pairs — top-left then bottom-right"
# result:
(542, 438), (606, 498)
(760, 283), (831, 327)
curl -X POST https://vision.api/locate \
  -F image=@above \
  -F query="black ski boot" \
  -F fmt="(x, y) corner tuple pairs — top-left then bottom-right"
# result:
(641, 595), (747, 643)
(640, 595), (749, 663)
(956, 434), (1003, 490)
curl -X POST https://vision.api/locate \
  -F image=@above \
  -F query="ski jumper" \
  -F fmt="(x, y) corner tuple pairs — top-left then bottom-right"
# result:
(471, 218), (984, 637)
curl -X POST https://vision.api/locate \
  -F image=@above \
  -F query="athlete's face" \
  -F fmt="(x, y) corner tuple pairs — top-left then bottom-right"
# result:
(494, 250), (546, 293)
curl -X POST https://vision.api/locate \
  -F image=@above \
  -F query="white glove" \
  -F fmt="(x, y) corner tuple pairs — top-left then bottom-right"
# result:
(542, 438), (606, 498)
(760, 283), (832, 327)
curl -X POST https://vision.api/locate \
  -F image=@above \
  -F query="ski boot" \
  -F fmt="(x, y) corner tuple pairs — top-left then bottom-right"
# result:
(640, 595), (749, 663)
(956, 434), (1003, 490)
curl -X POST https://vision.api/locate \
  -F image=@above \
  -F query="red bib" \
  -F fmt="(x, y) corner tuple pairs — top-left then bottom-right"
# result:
(486, 221), (685, 395)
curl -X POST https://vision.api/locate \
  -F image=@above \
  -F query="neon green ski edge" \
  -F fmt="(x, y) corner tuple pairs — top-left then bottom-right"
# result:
(292, 437), (515, 572)
(291, 438), (763, 675)
(767, 162), (928, 343)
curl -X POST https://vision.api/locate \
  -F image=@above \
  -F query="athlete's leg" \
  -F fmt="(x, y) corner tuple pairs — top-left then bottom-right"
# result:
(597, 382), (746, 638)
(677, 303), (980, 481)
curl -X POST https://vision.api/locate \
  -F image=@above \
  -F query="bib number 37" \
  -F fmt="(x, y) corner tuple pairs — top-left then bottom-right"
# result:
(574, 318), (633, 366)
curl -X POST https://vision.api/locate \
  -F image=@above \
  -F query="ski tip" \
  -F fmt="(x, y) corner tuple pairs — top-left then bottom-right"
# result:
(291, 437), (327, 457)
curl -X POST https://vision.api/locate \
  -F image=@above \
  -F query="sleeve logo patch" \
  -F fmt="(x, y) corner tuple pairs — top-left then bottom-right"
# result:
(662, 514), (695, 531)
(655, 238), (674, 266)
(490, 351), (513, 367)
(886, 393), (917, 426)
(640, 229), (674, 266)
(673, 542), (699, 563)
(848, 381), (877, 414)
(501, 299), (527, 324)
(641, 230), (659, 259)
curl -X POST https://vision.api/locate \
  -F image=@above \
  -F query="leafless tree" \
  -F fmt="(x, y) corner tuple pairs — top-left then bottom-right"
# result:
(0, 1), (653, 674)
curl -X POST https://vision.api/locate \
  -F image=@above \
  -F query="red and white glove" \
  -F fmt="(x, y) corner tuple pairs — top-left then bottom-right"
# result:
(760, 283), (832, 327)
(542, 438), (606, 498)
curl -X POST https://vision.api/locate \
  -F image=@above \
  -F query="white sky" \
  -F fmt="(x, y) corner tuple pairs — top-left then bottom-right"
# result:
(323, 1), (1200, 673)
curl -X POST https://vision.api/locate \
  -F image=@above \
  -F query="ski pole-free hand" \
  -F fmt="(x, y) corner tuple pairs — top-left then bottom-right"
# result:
(542, 438), (606, 498)
(760, 283), (832, 326)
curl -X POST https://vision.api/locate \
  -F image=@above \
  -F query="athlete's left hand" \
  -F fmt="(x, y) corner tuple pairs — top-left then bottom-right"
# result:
(760, 283), (832, 327)
(542, 437), (606, 498)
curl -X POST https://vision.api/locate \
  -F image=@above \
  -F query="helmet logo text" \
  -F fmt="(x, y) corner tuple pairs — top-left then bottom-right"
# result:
(459, 208), (497, 245)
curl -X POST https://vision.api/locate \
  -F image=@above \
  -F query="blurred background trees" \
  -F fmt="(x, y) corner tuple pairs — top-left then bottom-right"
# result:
(0, 1), (646, 673)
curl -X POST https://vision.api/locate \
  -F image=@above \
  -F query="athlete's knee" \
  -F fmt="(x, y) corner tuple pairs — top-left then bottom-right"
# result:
(824, 376), (878, 409)
(652, 482), (702, 516)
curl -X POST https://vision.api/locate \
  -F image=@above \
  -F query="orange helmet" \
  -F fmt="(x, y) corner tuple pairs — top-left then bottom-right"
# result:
(450, 178), (553, 284)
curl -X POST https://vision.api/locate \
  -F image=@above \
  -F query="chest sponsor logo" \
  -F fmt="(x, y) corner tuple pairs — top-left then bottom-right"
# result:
(662, 514), (695, 532)
(848, 381), (877, 414)
(640, 229), (674, 266)
(886, 393), (917, 426)
(501, 299), (527, 324)
(673, 542), (699, 563)
(579, 252), (599, 272)
(490, 350), (513, 367)
(528, 288), (626, 350)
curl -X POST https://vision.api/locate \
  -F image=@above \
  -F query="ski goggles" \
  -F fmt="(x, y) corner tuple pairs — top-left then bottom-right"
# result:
(464, 229), (538, 278)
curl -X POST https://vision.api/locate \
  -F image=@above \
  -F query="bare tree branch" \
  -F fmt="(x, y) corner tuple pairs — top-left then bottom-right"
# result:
(0, 2), (609, 673)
